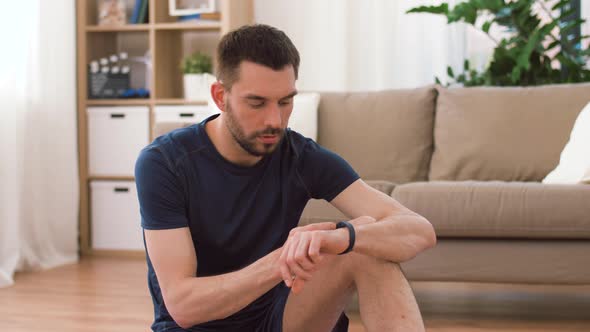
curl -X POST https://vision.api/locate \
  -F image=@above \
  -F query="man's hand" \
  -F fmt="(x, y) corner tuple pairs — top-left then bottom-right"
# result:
(278, 222), (334, 293)
(278, 217), (376, 294)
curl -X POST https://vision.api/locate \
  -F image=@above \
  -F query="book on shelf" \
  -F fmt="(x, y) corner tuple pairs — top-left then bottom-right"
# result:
(130, 0), (142, 24)
(138, 0), (149, 24)
(177, 12), (221, 23)
(130, 0), (148, 24)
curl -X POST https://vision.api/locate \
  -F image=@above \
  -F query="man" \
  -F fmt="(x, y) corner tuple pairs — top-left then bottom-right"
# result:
(135, 24), (436, 332)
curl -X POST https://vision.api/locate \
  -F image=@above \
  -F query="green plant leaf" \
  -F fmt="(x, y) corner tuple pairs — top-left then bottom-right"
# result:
(556, 52), (578, 69)
(447, 66), (455, 78)
(511, 66), (521, 83)
(545, 40), (561, 52)
(180, 52), (213, 74)
(475, 0), (504, 12)
(406, 4), (448, 15)
(482, 20), (493, 33)
(407, 0), (590, 86)
(560, 18), (586, 34)
(552, 0), (572, 11)
(515, 29), (543, 71)
(449, 2), (478, 24)
(464, 59), (470, 71)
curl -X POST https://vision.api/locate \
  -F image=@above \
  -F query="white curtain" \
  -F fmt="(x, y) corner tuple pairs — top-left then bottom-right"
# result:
(254, 0), (466, 91)
(0, 0), (78, 288)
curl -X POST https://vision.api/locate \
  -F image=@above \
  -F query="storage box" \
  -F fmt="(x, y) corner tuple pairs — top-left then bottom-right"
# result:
(87, 106), (149, 176)
(90, 181), (144, 250)
(154, 104), (217, 124)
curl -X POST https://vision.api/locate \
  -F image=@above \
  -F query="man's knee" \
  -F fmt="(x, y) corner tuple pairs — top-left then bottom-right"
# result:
(344, 252), (402, 278)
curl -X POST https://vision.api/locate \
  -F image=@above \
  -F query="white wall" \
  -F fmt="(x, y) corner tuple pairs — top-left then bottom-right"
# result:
(254, 0), (349, 91)
(254, 0), (466, 92)
(255, 0), (590, 91)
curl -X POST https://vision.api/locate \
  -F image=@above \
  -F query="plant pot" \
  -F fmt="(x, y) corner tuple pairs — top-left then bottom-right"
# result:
(183, 73), (214, 101)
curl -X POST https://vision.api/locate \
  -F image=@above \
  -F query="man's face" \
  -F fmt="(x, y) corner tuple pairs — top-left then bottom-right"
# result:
(223, 61), (297, 157)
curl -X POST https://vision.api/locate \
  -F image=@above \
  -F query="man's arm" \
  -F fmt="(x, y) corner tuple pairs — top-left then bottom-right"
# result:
(145, 221), (338, 328)
(329, 179), (437, 262)
(278, 179), (436, 291)
(144, 227), (282, 329)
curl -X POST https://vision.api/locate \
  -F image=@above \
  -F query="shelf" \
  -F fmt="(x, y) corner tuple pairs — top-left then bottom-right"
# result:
(86, 24), (150, 32)
(88, 176), (135, 181)
(154, 29), (218, 99)
(77, 0), (254, 256)
(155, 99), (208, 105)
(87, 99), (151, 106)
(154, 22), (221, 31)
(85, 23), (220, 32)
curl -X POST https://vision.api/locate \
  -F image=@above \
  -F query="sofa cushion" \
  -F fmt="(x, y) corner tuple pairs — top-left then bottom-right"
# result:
(318, 86), (436, 183)
(430, 83), (590, 181)
(401, 239), (590, 284)
(392, 181), (590, 239)
(298, 180), (396, 226)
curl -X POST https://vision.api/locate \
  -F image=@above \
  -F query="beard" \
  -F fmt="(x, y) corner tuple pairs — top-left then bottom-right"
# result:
(224, 101), (285, 157)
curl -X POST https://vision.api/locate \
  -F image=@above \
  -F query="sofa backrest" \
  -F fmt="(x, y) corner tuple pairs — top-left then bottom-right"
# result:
(317, 86), (437, 184)
(429, 83), (590, 181)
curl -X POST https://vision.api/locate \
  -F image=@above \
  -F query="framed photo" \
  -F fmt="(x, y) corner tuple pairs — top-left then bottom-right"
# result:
(168, 0), (216, 16)
(97, 0), (126, 26)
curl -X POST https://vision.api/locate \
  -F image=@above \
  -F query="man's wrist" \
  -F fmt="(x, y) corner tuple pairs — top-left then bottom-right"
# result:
(267, 247), (288, 283)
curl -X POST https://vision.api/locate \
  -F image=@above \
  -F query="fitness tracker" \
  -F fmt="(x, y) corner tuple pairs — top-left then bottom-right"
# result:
(336, 221), (356, 255)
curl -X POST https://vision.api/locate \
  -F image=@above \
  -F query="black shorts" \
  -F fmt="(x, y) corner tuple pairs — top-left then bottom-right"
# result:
(256, 282), (349, 332)
(162, 283), (349, 331)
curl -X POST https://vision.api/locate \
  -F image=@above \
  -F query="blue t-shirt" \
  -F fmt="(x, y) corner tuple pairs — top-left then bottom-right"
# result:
(135, 114), (360, 331)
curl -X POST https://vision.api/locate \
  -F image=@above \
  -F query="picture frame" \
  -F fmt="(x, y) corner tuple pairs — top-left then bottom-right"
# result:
(97, 0), (127, 26)
(168, 0), (216, 16)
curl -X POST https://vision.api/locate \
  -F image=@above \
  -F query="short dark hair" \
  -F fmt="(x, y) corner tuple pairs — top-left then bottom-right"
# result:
(216, 24), (300, 90)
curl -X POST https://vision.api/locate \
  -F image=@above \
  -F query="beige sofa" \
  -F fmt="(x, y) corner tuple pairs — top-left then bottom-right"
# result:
(154, 83), (590, 285)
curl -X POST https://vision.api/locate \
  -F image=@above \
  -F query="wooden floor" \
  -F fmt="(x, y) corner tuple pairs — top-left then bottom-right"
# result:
(0, 256), (589, 331)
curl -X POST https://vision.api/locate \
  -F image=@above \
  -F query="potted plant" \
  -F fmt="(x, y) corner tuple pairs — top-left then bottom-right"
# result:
(407, 0), (590, 86)
(180, 52), (214, 100)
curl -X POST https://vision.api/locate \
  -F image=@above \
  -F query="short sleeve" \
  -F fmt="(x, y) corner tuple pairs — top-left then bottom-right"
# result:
(135, 146), (189, 230)
(298, 140), (360, 202)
